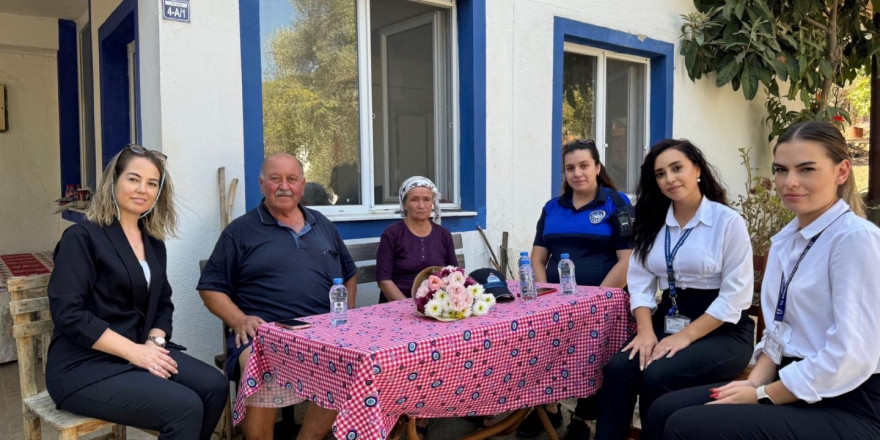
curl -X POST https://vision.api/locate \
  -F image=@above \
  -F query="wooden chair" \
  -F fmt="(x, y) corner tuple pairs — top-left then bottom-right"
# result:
(8, 274), (127, 440)
(199, 259), (238, 440)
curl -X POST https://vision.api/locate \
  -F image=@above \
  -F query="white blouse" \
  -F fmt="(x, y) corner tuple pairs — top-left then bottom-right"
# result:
(628, 197), (754, 323)
(139, 260), (151, 289)
(754, 199), (880, 403)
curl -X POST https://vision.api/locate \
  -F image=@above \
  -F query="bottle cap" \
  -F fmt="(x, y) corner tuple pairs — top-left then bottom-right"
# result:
(523, 258), (530, 264)
(333, 278), (343, 284)
(561, 253), (570, 259)
(520, 251), (528, 256)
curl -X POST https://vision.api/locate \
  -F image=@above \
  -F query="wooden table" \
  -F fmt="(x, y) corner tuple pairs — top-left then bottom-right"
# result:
(0, 252), (53, 363)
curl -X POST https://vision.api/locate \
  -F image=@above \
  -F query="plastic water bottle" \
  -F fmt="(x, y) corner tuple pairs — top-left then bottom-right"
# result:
(519, 258), (537, 301)
(329, 278), (348, 326)
(558, 253), (576, 295)
(518, 251), (529, 270)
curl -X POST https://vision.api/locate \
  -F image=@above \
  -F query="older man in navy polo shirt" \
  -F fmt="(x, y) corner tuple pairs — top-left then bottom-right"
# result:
(198, 153), (357, 440)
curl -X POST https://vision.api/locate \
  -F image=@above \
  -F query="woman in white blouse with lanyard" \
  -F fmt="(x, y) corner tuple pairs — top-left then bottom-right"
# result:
(645, 121), (880, 439)
(593, 139), (755, 440)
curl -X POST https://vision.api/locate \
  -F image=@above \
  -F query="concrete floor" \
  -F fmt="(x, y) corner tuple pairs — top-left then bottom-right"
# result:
(0, 359), (606, 440)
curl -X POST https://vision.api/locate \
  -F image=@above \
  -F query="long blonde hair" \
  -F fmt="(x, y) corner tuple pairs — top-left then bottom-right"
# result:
(87, 146), (178, 240)
(774, 121), (865, 217)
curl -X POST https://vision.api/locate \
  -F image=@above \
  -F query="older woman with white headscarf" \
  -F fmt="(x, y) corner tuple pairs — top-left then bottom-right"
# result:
(375, 176), (457, 303)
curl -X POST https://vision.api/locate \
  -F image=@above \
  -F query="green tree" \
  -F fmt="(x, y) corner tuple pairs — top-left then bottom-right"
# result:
(262, 0), (360, 194)
(680, 0), (880, 140)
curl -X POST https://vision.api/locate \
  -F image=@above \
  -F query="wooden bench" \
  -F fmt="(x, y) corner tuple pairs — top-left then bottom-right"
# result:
(346, 232), (465, 288)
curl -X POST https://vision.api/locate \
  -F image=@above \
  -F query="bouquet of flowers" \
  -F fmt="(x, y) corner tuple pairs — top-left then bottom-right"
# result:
(412, 266), (496, 321)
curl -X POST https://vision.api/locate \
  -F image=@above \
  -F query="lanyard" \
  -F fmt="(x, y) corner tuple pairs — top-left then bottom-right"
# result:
(665, 226), (693, 315)
(774, 210), (850, 323)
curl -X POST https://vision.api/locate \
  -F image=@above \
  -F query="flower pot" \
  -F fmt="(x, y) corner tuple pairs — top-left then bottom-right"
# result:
(753, 254), (768, 293)
(850, 126), (864, 139)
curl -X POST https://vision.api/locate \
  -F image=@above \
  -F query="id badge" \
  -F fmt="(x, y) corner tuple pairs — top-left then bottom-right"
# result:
(763, 322), (788, 365)
(764, 333), (783, 365)
(664, 314), (691, 334)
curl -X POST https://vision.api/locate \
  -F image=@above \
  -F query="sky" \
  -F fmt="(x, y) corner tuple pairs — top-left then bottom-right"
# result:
(259, 0), (297, 78)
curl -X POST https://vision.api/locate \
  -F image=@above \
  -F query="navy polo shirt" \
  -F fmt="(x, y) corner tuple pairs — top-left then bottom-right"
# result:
(197, 200), (357, 323)
(533, 185), (633, 286)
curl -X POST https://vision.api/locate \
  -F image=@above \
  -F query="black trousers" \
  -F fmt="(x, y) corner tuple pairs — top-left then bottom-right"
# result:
(646, 374), (880, 440)
(594, 288), (754, 440)
(60, 349), (228, 440)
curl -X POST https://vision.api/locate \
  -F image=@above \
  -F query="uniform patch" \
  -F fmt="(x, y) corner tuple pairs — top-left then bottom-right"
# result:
(589, 210), (606, 224)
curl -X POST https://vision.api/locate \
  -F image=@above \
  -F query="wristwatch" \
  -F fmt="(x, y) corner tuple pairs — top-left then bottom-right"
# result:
(147, 335), (166, 348)
(756, 385), (774, 405)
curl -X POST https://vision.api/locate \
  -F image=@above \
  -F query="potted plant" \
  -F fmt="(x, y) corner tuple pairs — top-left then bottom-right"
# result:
(730, 147), (796, 291)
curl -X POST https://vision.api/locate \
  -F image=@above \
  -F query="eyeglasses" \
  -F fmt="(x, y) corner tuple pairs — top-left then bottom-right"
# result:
(125, 144), (167, 162)
(562, 138), (596, 154)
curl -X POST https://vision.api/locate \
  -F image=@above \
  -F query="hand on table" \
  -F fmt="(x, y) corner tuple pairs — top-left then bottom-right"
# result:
(129, 343), (178, 379)
(622, 330), (658, 371)
(234, 315), (266, 348)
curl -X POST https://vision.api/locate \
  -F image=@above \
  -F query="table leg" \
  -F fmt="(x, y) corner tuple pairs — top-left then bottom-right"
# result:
(535, 406), (560, 440)
(458, 408), (530, 440)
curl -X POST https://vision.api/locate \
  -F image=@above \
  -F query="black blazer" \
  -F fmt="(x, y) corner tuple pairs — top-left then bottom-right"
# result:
(45, 220), (174, 405)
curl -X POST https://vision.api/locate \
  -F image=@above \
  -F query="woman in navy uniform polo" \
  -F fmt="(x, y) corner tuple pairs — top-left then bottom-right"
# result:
(524, 139), (633, 439)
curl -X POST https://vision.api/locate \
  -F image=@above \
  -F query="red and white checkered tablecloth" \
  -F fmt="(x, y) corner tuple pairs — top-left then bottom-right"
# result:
(234, 282), (633, 440)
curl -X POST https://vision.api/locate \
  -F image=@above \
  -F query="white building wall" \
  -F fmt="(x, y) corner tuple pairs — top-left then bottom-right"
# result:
(107, 0), (772, 357)
(137, 0), (247, 363)
(0, 13), (66, 254)
(484, 0), (769, 257)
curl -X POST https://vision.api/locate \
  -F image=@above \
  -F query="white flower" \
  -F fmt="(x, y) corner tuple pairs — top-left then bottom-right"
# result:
(472, 302), (490, 316)
(434, 290), (450, 304)
(467, 284), (485, 297)
(477, 293), (496, 307)
(460, 306), (473, 318)
(425, 298), (444, 318)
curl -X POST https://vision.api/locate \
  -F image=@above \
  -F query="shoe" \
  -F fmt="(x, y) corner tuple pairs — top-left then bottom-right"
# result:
(516, 403), (563, 437)
(563, 418), (591, 440)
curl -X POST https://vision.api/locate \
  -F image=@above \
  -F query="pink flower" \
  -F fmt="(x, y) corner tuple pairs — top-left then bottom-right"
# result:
(448, 288), (474, 312)
(428, 275), (443, 291)
(447, 282), (467, 299)
(415, 284), (430, 299)
(447, 271), (465, 285)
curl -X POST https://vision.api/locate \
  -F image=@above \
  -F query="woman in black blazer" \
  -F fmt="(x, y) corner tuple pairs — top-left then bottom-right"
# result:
(46, 145), (227, 440)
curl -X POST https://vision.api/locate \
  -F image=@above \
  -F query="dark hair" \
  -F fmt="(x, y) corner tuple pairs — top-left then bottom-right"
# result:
(632, 139), (727, 265)
(775, 121), (865, 217)
(560, 139), (618, 194)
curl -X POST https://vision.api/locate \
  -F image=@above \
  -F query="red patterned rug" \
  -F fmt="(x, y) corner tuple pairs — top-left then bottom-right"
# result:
(0, 253), (51, 277)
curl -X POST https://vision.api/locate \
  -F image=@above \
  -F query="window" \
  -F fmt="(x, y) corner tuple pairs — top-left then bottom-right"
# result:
(258, 0), (456, 214)
(561, 42), (648, 193)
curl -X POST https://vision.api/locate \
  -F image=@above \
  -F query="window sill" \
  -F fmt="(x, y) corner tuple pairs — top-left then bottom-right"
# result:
(327, 209), (479, 222)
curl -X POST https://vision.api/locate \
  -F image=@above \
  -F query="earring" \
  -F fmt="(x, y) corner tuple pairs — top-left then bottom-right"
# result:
(697, 177), (701, 182)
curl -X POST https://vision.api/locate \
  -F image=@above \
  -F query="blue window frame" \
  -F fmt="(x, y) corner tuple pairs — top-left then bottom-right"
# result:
(551, 17), (674, 196)
(99, 0), (139, 166)
(238, 0), (486, 239)
(58, 19), (80, 196)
